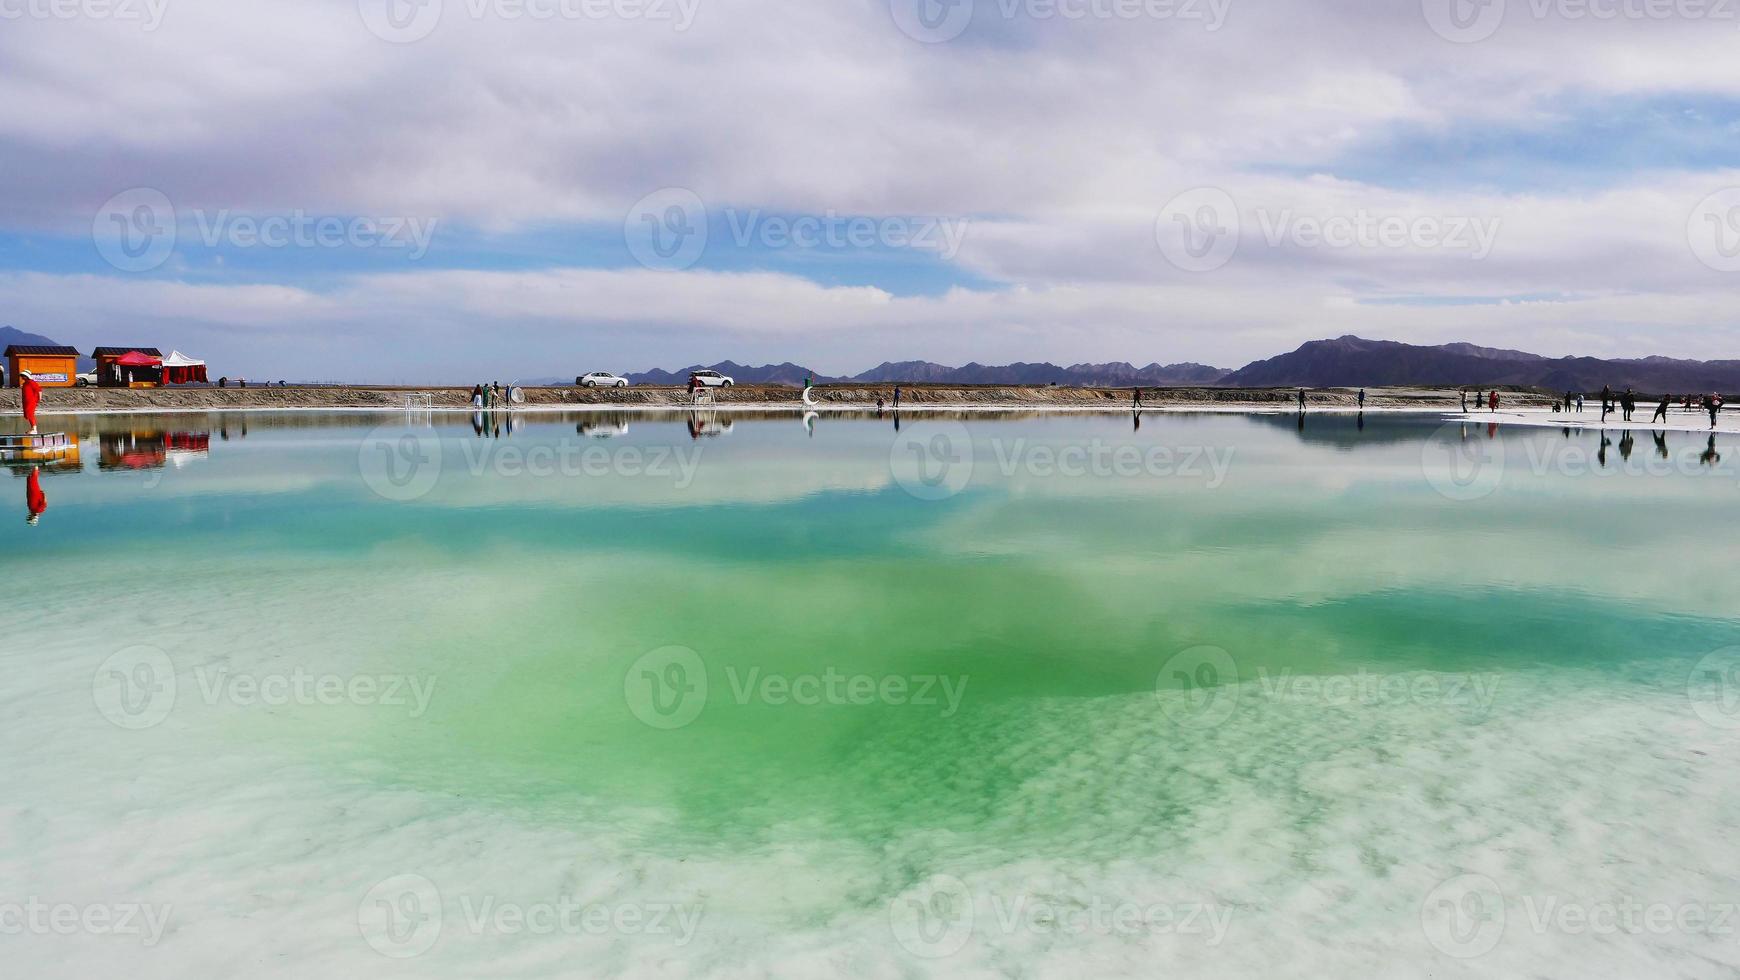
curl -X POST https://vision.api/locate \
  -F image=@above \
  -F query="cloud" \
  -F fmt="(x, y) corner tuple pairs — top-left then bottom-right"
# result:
(3, 0), (1740, 371)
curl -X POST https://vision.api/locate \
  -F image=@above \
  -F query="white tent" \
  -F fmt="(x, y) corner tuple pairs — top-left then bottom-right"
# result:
(161, 350), (208, 384)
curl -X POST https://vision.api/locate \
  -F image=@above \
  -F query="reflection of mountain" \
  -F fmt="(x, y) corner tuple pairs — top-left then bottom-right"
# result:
(1246, 411), (1441, 450)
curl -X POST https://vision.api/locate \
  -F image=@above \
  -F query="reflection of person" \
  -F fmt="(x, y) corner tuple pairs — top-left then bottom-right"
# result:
(21, 370), (42, 435)
(1701, 434), (1721, 467)
(1653, 430), (1669, 460)
(25, 466), (45, 526)
(1618, 429), (1634, 462)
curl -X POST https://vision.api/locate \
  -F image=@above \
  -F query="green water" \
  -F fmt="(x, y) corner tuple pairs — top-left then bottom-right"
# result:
(4, 409), (1739, 978)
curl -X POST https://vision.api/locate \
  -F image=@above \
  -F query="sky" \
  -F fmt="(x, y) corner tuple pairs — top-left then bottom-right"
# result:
(2, 0), (1739, 381)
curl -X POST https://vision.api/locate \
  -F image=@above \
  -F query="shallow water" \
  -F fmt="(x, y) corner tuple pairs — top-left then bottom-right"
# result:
(3, 409), (1739, 978)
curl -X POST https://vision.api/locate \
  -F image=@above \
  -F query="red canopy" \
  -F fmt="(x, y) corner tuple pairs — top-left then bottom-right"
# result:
(115, 351), (162, 367)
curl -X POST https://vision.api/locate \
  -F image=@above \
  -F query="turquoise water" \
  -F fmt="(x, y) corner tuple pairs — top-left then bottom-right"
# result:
(3, 409), (1738, 978)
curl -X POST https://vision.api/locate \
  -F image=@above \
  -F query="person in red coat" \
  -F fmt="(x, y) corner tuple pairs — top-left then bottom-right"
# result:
(26, 466), (45, 526)
(21, 369), (42, 435)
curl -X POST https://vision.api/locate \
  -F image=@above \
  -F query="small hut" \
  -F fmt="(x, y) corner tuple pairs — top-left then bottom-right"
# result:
(4, 345), (79, 388)
(92, 347), (163, 388)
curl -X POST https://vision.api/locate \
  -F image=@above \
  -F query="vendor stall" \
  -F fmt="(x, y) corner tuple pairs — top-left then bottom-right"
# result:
(93, 347), (163, 388)
(162, 350), (209, 385)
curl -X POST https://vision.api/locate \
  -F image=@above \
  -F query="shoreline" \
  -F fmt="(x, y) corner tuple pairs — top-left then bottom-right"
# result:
(1, 382), (1556, 417)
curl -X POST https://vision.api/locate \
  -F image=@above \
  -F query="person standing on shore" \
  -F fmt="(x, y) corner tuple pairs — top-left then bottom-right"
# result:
(1621, 388), (1636, 422)
(20, 370), (41, 435)
(1706, 393), (1724, 428)
(1652, 393), (1670, 424)
(1297, 388), (1306, 412)
(893, 385), (901, 409)
(1357, 388), (1365, 410)
(1133, 387), (1142, 409)
(1460, 389), (1468, 412)
(1489, 390), (1499, 413)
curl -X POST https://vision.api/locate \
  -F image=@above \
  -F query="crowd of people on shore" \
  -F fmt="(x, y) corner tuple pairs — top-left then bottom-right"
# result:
(1457, 384), (1726, 428)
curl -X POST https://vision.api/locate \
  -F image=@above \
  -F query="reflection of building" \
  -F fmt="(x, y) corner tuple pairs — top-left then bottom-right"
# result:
(4, 345), (79, 387)
(97, 430), (210, 470)
(92, 347), (164, 388)
(99, 430), (167, 470)
(0, 431), (81, 471)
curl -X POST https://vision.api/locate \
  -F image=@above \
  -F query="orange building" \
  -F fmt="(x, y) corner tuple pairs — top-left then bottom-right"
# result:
(4, 345), (79, 387)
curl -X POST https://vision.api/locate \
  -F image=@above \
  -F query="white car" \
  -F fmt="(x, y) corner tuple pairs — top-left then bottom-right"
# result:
(76, 372), (97, 387)
(578, 372), (629, 388)
(688, 369), (734, 388)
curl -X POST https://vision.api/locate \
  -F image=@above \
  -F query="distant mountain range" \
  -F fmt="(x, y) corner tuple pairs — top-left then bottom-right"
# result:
(626, 337), (1740, 392)
(8, 324), (1738, 392)
(1219, 336), (1740, 392)
(0, 326), (94, 371)
(623, 359), (1230, 387)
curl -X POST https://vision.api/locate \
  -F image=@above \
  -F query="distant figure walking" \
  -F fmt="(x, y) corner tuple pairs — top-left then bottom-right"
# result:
(893, 385), (901, 409)
(1706, 393), (1724, 428)
(1357, 388), (1366, 410)
(1460, 389), (1468, 412)
(1133, 387), (1142, 408)
(1297, 388), (1307, 412)
(471, 384), (484, 409)
(1577, 394), (1584, 412)
(1651, 394), (1670, 424)
(1488, 390), (1499, 413)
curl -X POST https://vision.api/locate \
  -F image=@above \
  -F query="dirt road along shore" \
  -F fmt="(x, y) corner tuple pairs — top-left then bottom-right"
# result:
(1, 383), (1558, 414)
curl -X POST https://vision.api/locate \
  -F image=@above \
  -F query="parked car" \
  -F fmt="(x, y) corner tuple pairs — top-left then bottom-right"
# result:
(688, 369), (734, 388)
(577, 372), (629, 388)
(75, 372), (97, 386)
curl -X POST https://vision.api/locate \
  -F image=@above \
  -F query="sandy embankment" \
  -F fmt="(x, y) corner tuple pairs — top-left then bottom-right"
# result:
(0, 383), (1558, 415)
